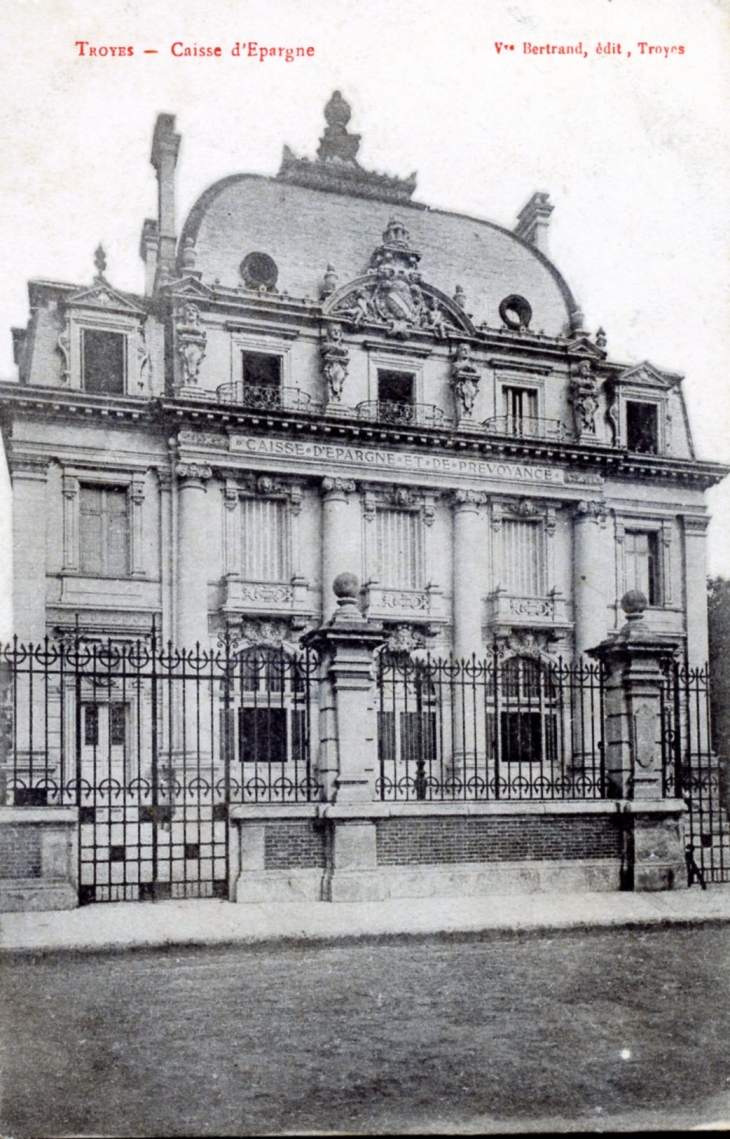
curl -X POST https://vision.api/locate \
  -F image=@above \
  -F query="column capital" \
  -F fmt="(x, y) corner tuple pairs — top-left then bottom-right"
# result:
(176, 461), (212, 486)
(572, 499), (608, 525)
(452, 489), (488, 511)
(321, 477), (356, 501)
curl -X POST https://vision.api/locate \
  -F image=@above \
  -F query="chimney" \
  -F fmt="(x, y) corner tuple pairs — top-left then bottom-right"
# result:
(514, 192), (554, 256)
(150, 113), (181, 279)
(139, 218), (159, 296)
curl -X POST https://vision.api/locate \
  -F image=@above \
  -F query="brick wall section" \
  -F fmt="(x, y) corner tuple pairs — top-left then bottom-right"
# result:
(376, 815), (622, 866)
(264, 820), (327, 870)
(0, 827), (42, 878)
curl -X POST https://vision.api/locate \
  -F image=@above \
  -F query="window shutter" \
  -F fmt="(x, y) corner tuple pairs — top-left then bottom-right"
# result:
(79, 488), (103, 575)
(375, 509), (423, 589)
(241, 499), (289, 581)
(501, 520), (544, 597)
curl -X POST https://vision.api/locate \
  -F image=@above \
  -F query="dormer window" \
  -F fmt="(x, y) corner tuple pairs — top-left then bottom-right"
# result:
(626, 401), (658, 454)
(377, 369), (414, 405)
(503, 386), (537, 434)
(242, 351), (282, 389)
(82, 329), (126, 394)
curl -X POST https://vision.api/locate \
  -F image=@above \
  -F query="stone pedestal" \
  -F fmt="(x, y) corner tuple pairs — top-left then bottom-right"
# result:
(589, 591), (686, 890)
(0, 807), (78, 911)
(303, 574), (386, 901)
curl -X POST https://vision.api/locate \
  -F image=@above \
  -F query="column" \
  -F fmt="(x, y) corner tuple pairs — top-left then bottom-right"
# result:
(11, 459), (49, 643)
(175, 462), (212, 649)
(452, 491), (486, 658)
(450, 492), (488, 782)
(589, 593), (686, 891)
(572, 500), (611, 660)
(320, 478), (358, 622)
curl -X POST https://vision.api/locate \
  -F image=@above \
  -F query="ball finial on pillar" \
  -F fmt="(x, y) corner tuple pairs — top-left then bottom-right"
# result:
(331, 573), (362, 622)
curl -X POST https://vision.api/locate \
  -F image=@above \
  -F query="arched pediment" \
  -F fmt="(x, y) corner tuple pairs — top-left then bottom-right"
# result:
(323, 274), (475, 339)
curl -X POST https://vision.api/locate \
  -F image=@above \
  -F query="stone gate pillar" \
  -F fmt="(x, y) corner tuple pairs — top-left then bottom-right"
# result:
(588, 590), (686, 890)
(303, 573), (386, 901)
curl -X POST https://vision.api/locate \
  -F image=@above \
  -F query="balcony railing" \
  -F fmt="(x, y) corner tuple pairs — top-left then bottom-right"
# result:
(216, 382), (316, 413)
(482, 415), (570, 442)
(356, 400), (451, 429)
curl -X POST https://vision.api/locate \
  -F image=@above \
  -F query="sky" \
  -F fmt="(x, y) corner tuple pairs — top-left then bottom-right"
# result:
(0, 0), (728, 626)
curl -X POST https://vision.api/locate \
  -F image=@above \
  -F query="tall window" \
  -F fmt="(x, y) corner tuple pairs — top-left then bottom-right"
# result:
(82, 329), (126, 394)
(79, 486), (129, 576)
(501, 519), (545, 597)
(503, 386), (537, 433)
(495, 657), (557, 765)
(241, 498), (290, 582)
(375, 509), (423, 590)
(626, 402), (659, 454)
(625, 530), (660, 605)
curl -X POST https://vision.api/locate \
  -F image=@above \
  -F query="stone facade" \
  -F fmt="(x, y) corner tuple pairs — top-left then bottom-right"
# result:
(2, 94), (725, 663)
(0, 95), (727, 907)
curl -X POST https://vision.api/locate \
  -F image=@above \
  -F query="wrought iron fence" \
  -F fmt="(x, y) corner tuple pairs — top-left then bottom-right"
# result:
(662, 660), (730, 884)
(0, 633), (320, 902)
(355, 400), (451, 429)
(216, 381), (317, 414)
(0, 634), (320, 809)
(376, 651), (606, 801)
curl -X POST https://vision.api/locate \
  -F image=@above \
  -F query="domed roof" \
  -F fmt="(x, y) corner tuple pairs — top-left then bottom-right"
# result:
(179, 94), (578, 338)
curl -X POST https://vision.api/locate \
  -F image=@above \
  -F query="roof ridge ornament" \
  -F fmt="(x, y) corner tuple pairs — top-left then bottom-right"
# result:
(93, 244), (108, 284)
(317, 91), (361, 165)
(277, 92), (419, 207)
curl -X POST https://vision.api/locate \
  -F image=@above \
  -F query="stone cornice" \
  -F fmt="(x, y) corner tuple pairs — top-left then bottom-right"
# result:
(0, 383), (726, 491)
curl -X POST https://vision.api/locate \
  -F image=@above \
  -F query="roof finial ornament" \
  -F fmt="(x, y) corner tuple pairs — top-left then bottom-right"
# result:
(93, 243), (107, 283)
(317, 91), (361, 165)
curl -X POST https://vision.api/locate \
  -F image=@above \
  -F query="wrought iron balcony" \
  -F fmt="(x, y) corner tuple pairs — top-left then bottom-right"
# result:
(356, 400), (451, 429)
(216, 381), (317, 413)
(481, 415), (570, 442)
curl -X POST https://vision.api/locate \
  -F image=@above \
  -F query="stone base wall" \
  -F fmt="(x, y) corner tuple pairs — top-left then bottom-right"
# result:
(229, 802), (648, 904)
(0, 808), (78, 912)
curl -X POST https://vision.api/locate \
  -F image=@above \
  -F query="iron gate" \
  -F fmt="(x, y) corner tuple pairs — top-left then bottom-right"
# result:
(664, 660), (730, 885)
(0, 632), (320, 903)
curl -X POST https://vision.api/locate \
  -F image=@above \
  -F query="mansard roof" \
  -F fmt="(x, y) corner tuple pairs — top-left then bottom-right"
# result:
(178, 93), (581, 340)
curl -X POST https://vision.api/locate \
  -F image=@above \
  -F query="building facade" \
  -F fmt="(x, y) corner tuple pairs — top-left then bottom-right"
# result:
(1, 94), (727, 907)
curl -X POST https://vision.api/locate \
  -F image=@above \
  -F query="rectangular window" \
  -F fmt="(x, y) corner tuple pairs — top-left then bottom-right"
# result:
(500, 712), (558, 764)
(79, 486), (129, 577)
(242, 351), (282, 389)
(238, 707), (287, 764)
(626, 402), (659, 454)
(82, 703), (126, 749)
(625, 530), (661, 605)
(82, 329), (126, 394)
(84, 705), (99, 747)
(501, 519), (545, 597)
(503, 386), (538, 433)
(375, 509), (423, 590)
(109, 703), (126, 748)
(377, 370), (414, 405)
(240, 498), (289, 582)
